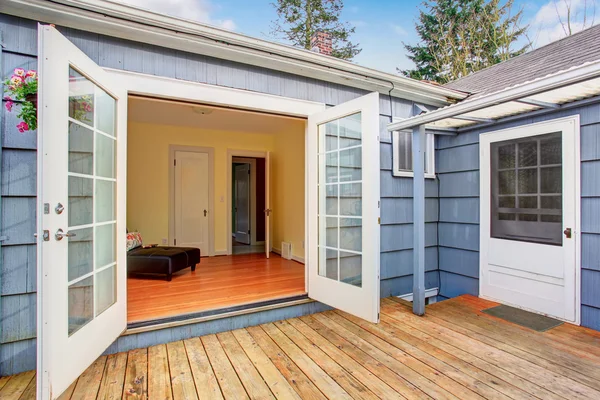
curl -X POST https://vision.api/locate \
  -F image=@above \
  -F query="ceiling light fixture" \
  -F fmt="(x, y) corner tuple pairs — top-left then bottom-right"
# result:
(191, 106), (214, 115)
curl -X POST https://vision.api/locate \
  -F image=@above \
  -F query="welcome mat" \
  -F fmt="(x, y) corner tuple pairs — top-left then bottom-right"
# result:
(482, 305), (563, 332)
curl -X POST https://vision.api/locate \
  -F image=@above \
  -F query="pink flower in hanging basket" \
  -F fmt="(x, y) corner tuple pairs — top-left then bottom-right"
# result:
(13, 68), (26, 77)
(4, 96), (13, 112)
(16, 121), (29, 133)
(10, 75), (24, 86)
(26, 70), (37, 79)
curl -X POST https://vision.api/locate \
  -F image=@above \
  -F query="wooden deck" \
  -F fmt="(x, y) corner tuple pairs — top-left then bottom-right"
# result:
(4, 295), (600, 399)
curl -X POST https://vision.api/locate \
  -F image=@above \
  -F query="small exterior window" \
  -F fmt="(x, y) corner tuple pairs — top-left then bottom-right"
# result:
(392, 130), (435, 178)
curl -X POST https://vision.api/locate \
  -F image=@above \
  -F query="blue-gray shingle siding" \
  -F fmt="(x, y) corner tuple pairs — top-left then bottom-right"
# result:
(435, 104), (600, 331)
(0, 13), (433, 375)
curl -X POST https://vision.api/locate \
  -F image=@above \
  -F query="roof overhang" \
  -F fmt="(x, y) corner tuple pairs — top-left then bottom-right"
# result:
(0, 0), (468, 107)
(387, 59), (600, 134)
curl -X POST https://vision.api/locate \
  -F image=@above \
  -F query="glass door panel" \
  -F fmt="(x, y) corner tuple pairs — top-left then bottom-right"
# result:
(318, 113), (363, 287)
(67, 67), (117, 335)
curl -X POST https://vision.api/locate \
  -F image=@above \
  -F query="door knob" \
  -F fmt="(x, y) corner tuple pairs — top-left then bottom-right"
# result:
(563, 228), (572, 239)
(55, 228), (76, 241)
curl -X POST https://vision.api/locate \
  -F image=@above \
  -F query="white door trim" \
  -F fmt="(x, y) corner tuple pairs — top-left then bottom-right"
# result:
(227, 150), (268, 255)
(168, 145), (215, 256)
(105, 68), (326, 118)
(479, 115), (581, 325)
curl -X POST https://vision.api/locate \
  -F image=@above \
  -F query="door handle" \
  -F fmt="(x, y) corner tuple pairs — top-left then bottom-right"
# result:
(563, 228), (572, 239)
(55, 228), (76, 241)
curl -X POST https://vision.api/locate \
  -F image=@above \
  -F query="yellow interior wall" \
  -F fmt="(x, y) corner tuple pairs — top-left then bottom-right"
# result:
(127, 121), (305, 258)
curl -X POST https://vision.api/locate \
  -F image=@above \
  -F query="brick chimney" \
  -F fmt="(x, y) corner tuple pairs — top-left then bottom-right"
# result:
(310, 31), (333, 56)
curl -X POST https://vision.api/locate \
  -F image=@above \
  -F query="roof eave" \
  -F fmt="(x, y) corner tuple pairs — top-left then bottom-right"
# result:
(0, 0), (468, 106)
(387, 59), (600, 132)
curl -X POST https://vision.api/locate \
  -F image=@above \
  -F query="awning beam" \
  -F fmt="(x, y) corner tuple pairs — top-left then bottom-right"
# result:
(453, 115), (495, 123)
(515, 98), (561, 109)
(412, 125), (426, 316)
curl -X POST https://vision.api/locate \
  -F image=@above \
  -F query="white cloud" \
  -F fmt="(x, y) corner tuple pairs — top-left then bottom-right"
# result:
(390, 24), (408, 36)
(529, 0), (597, 47)
(118, 0), (236, 30)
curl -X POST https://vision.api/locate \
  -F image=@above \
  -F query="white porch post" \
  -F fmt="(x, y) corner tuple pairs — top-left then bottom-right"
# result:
(412, 125), (426, 315)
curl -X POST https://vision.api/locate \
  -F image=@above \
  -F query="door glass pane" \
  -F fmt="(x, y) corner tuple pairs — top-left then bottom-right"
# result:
(68, 227), (93, 281)
(69, 176), (93, 226)
(96, 133), (116, 178)
(69, 122), (93, 175)
(490, 132), (562, 245)
(95, 180), (115, 223)
(96, 266), (116, 316)
(67, 66), (118, 335)
(69, 68), (94, 126)
(340, 252), (362, 287)
(317, 112), (363, 287)
(95, 223), (116, 268)
(68, 276), (93, 336)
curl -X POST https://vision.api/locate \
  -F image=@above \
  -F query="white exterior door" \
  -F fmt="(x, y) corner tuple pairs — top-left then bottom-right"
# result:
(480, 117), (580, 323)
(37, 26), (127, 398)
(234, 163), (251, 244)
(307, 92), (380, 323)
(174, 151), (209, 254)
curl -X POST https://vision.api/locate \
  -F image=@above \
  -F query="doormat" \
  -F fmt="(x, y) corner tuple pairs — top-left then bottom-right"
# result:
(482, 305), (563, 332)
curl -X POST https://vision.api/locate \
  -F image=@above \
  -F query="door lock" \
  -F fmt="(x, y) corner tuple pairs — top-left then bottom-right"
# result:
(55, 228), (76, 241)
(563, 228), (572, 239)
(55, 202), (65, 214)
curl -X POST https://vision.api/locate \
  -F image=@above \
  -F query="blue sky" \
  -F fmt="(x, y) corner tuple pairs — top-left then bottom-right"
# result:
(121, 0), (598, 74)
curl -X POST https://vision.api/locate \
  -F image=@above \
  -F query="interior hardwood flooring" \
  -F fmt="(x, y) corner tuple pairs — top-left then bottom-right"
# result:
(7, 295), (600, 400)
(127, 253), (306, 323)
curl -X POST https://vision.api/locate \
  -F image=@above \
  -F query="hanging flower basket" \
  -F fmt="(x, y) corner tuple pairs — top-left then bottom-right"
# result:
(4, 68), (38, 133)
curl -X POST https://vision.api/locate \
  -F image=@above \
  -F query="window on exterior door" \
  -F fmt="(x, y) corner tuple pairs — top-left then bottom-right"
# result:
(392, 130), (435, 178)
(490, 132), (563, 246)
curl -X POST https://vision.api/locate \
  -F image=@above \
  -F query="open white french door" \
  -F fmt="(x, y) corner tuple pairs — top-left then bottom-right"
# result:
(307, 92), (380, 323)
(37, 25), (127, 399)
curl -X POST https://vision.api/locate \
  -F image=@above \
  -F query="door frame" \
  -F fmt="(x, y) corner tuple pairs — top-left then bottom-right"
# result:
(232, 157), (260, 246)
(168, 145), (215, 256)
(227, 150), (268, 255)
(479, 116), (581, 325)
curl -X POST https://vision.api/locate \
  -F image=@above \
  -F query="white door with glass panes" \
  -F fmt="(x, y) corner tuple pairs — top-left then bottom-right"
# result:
(36, 25), (127, 399)
(480, 117), (579, 323)
(307, 92), (380, 323)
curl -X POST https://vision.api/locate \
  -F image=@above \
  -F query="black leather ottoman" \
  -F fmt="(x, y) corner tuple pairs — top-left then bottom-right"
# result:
(127, 247), (200, 281)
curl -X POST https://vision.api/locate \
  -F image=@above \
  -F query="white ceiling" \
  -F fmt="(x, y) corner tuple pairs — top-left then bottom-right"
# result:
(128, 96), (306, 134)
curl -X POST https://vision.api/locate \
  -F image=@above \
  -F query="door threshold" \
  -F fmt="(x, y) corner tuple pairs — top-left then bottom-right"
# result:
(124, 294), (310, 335)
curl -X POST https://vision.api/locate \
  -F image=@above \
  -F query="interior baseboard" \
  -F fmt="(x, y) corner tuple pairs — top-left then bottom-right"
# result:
(271, 247), (305, 264)
(214, 250), (228, 256)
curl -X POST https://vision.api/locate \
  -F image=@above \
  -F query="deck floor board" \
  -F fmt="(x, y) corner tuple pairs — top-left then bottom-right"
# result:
(6, 295), (600, 399)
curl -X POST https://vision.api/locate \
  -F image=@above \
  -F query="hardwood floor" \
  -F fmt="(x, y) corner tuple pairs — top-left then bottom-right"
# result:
(127, 253), (306, 323)
(8, 295), (600, 399)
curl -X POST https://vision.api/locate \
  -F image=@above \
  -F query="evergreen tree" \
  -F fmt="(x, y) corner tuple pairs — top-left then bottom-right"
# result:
(403, 0), (528, 83)
(270, 0), (361, 60)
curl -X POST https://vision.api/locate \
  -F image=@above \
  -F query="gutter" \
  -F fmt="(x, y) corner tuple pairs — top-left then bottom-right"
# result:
(0, 0), (467, 106)
(387, 59), (600, 132)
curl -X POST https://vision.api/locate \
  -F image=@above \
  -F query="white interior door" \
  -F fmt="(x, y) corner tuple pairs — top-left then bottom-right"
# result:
(307, 92), (380, 323)
(37, 25), (127, 398)
(480, 117), (579, 323)
(174, 151), (209, 254)
(265, 151), (271, 258)
(234, 164), (251, 244)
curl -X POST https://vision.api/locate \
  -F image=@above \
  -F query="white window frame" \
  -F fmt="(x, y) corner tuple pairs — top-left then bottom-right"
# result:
(392, 130), (436, 179)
